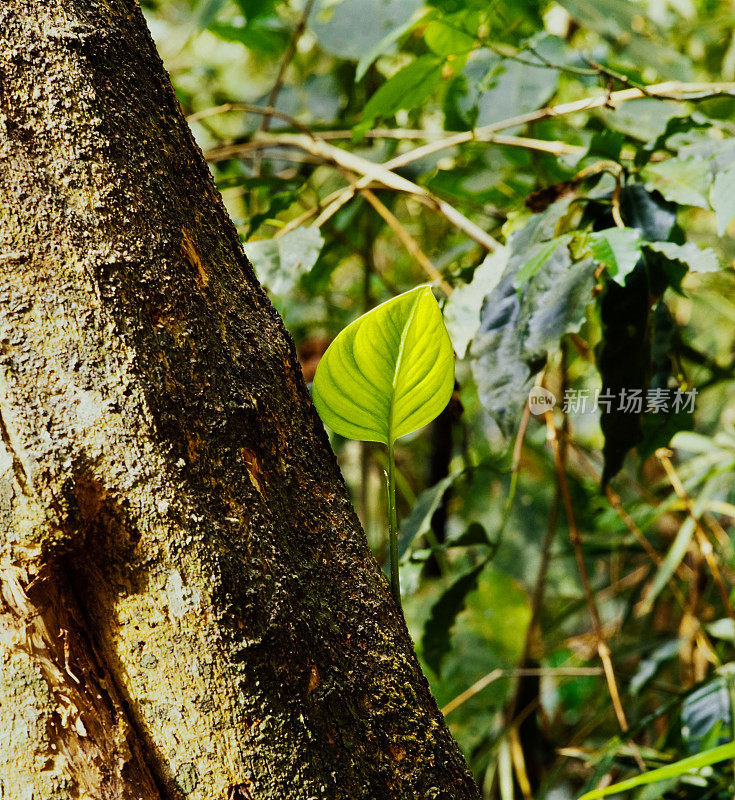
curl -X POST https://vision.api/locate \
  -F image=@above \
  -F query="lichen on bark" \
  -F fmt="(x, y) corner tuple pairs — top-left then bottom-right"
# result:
(0, 2), (480, 798)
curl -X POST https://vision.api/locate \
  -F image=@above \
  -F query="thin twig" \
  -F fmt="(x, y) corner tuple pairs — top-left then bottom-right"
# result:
(261, 0), (316, 133)
(199, 113), (584, 155)
(314, 130), (585, 154)
(570, 443), (694, 590)
(187, 102), (316, 138)
(203, 80), (735, 175)
(202, 81), (734, 250)
(360, 189), (453, 295)
(604, 487), (667, 571)
(441, 667), (602, 717)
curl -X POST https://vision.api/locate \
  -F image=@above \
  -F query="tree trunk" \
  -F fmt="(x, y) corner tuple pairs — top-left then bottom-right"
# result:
(0, 2), (479, 799)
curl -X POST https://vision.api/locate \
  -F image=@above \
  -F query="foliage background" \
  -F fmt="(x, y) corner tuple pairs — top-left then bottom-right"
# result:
(143, 0), (735, 796)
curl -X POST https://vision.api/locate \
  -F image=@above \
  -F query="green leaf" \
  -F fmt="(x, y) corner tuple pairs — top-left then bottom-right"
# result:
(312, 286), (455, 445)
(645, 241), (720, 273)
(208, 21), (288, 56)
(513, 236), (571, 289)
(447, 521), (492, 547)
(398, 472), (460, 561)
(354, 56), (444, 137)
(245, 227), (324, 296)
(355, 11), (427, 82)
(636, 114), (712, 167)
(422, 562), (485, 676)
(597, 264), (649, 485)
(195, 0), (227, 28)
(233, 0), (276, 21)
(424, 15), (477, 57)
(598, 98), (683, 142)
(642, 157), (713, 209)
(587, 129), (625, 161)
(577, 741), (735, 800)
(588, 227), (642, 284)
(448, 41), (561, 131)
(711, 163), (735, 236)
(245, 186), (303, 238)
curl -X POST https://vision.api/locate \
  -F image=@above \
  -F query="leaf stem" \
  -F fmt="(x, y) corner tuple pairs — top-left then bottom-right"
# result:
(387, 439), (401, 607)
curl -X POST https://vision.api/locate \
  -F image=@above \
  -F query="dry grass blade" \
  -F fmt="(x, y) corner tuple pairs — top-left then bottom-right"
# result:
(656, 448), (734, 620)
(441, 668), (602, 717)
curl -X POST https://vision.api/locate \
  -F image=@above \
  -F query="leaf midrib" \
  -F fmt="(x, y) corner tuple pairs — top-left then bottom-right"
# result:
(388, 292), (422, 445)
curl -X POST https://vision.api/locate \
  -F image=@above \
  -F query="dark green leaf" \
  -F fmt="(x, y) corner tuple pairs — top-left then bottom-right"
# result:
(233, 0), (277, 21)
(619, 185), (677, 242)
(596, 264), (650, 485)
(446, 521), (493, 548)
(587, 129), (625, 161)
(422, 562), (485, 675)
(208, 21), (288, 56)
(398, 473), (460, 560)
(354, 56), (444, 137)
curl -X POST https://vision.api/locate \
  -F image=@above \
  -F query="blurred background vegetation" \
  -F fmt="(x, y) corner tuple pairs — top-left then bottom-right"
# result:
(142, 0), (735, 796)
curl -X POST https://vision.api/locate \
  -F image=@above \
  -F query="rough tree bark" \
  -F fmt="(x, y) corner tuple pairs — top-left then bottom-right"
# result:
(0, 2), (481, 799)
